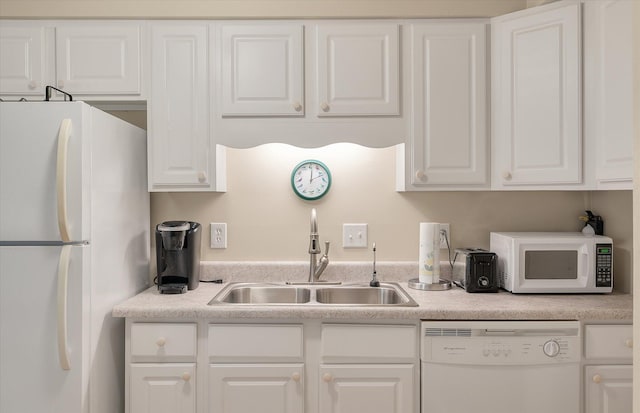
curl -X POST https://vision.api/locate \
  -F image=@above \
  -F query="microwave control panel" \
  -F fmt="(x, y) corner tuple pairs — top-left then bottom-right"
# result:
(595, 244), (612, 287)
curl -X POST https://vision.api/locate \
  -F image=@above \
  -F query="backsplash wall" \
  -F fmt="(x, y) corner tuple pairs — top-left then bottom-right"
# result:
(150, 144), (633, 292)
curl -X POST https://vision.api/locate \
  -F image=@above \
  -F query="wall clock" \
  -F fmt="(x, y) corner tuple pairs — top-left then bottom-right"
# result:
(291, 160), (332, 200)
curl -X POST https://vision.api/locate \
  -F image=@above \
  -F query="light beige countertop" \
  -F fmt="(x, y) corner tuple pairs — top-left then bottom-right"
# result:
(113, 262), (632, 321)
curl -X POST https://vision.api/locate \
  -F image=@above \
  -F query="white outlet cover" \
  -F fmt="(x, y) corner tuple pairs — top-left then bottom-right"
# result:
(343, 223), (368, 248)
(210, 223), (227, 249)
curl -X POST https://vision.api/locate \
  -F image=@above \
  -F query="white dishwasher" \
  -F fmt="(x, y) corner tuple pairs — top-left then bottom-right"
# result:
(421, 320), (580, 413)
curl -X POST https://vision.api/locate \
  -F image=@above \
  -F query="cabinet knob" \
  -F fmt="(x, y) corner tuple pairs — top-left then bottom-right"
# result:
(182, 372), (191, 382)
(592, 374), (602, 384)
(415, 170), (427, 182)
(322, 373), (333, 383)
(57, 80), (65, 89)
(28, 81), (37, 90)
(197, 171), (207, 183)
(624, 339), (633, 348)
(291, 372), (301, 382)
(502, 171), (512, 181)
(156, 337), (166, 347)
(293, 102), (303, 112)
(320, 102), (330, 113)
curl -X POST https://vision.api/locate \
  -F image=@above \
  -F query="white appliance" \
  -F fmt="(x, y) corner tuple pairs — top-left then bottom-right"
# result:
(490, 232), (613, 293)
(421, 321), (581, 413)
(0, 102), (150, 413)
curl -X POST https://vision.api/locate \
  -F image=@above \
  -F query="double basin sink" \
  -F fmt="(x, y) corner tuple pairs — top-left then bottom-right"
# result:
(208, 281), (418, 307)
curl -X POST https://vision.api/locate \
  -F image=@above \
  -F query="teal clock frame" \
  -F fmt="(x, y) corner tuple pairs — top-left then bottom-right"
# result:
(290, 159), (332, 201)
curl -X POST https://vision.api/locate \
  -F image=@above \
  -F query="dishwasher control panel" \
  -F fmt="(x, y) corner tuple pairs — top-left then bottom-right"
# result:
(421, 321), (581, 365)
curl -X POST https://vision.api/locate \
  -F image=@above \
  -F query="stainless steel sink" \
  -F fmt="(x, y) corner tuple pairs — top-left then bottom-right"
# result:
(208, 282), (418, 307)
(212, 284), (311, 304)
(316, 286), (408, 305)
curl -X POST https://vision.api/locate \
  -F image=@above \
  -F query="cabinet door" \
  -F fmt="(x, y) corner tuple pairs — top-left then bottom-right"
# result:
(130, 364), (196, 413)
(209, 364), (304, 413)
(319, 364), (415, 413)
(55, 24), (141, 95)
(0, 24), (52, 96)
(585, 365), (632, 413)
(492, 3), (582, 187)
(585, 0), (634, 188)
(409, 23), (487, 187)
(148, 23), (212, 190)
(316, 23), (399, 116)
(221, 24), (304, 116)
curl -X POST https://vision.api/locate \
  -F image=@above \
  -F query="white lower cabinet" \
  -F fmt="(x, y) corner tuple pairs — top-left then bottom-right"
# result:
(126, 320), (418, 413)
(320, 324), (418, 413)
(128, 322), (198, 413)
(209, 364), (304, 413)
(130, 364), (196, 413)
(319, 364), (414, 413)
(583, 324), (633, 413)
(208, 324), (305, 413)
(585, 365), (632, 413)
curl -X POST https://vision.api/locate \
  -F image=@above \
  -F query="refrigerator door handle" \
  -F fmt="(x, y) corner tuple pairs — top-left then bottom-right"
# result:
(56, 119), (72, 243)
(57, 245), (72, 371)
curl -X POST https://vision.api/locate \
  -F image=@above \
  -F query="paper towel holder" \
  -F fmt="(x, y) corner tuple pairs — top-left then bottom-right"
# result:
(408, 278), (452, 291)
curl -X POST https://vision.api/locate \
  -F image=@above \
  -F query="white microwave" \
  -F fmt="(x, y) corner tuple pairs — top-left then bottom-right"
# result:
(490, 232), (613, 293)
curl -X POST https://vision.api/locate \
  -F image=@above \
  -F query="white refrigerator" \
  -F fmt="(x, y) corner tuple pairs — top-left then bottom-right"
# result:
(0, 102), (150, 413)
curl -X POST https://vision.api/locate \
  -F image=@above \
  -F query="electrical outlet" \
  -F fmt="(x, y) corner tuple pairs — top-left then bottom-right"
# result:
(210, 223), (227, 249)
(343, 223), (368, 248)
(439, 223), (450, 249)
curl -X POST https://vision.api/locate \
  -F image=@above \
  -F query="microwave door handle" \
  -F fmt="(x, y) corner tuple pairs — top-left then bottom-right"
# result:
(581, 250), (590, 276)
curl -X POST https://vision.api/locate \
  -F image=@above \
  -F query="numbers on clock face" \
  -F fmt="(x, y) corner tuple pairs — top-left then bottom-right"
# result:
(292, 161), (331, 200)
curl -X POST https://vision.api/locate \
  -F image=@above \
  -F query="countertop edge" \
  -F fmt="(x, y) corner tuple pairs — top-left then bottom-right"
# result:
(112, 283), (633, 322)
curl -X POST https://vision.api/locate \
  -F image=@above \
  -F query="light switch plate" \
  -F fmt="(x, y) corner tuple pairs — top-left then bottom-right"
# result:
(343, 223), (368, 248)
(210, 223), (227, 249)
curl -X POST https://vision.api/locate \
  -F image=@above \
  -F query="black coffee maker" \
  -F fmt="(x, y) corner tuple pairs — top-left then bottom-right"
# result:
(155, 221), (201, 294)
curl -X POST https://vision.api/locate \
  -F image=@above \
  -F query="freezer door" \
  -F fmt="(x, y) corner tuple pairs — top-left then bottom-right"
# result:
(0, 102), (88, 242)
(0, 245), (87, 413)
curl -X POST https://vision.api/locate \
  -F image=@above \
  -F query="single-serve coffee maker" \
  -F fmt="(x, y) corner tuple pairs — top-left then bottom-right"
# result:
(155, 221), (201, 294)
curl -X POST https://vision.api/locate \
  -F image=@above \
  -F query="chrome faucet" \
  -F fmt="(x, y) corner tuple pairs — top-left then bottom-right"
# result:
(308, 208), (330, 282)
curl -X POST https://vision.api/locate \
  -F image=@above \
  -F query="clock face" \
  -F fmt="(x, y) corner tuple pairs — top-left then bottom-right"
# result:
(291, 160), (332, 200)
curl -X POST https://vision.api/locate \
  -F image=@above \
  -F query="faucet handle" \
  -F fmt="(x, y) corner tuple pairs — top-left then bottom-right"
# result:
(324, 241), (330, 256)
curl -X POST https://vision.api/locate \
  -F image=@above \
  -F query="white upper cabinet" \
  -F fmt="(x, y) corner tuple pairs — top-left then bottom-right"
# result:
(0, 24), (52, 96)
(0, 21), (143, 99)
(491, 1), (582, 189)
(221, 23), (304, 116)
(315, 23), (400, 116)
(148, 23), (224, 191)
(400, 22), (487, 189)
(214, 20), (407, 149)
(584, 0), (634, 189)
(55, 24), (141, 95)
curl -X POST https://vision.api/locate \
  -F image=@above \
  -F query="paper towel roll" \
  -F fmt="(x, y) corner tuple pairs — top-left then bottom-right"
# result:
(419, 222), (440, 284)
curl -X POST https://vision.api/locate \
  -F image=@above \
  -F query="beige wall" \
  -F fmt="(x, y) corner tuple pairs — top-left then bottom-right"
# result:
(150, 144), (633, 292)
(0, 0), (526, 18)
